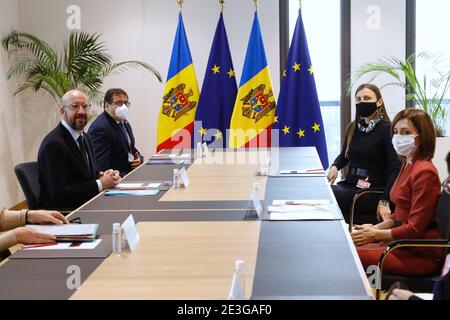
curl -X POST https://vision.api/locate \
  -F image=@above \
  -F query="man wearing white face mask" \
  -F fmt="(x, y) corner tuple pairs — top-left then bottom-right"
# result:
(88, 88), (144, 176)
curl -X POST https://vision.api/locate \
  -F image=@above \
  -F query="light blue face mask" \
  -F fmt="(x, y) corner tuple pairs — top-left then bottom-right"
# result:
(392, 134), (419, 157)
(115, 104), (129, 120)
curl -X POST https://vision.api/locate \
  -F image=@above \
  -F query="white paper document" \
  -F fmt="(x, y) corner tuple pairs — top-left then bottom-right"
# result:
(279, 169), (325, 175)
(26, 224), (98, 236)
(117, 183), (144, 188)
(23, 239), (102, 250)
(269, 199), (333, 220)
(146, 182), (162, 188)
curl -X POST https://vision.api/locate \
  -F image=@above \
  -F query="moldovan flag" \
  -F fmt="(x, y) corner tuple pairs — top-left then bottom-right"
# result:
(228, 12), (276, 148)
(157, 12), (199, 152)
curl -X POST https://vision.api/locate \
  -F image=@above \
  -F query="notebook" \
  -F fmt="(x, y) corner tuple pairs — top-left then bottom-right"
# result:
(26, 224), (99, 242)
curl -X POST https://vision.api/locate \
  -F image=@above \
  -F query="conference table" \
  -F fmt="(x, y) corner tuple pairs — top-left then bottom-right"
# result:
(0, 147), (373, 300)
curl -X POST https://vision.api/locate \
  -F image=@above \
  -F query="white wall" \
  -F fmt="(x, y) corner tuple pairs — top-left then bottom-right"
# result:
(0, 0), (280, 207)
(351, 0), (406, 119)
(0, 0), (22, 207)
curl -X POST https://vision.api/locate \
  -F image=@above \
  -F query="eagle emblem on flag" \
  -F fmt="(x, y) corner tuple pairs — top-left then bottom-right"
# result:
(240, 84), (275, 123)
(162, 83), (197, 121)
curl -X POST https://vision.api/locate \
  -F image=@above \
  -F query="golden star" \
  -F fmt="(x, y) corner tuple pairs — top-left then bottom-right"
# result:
(282, 69), (287, 77)
(308, 65), (314, 75)
(312, 123), (321, 132)
(297, 129), (305, 138)
(199, 127), (207, 136)
(227, 68), (235, 78)
(274, 116), (279, 123)
(282, 126), (290, 135)
(214, 130), (223, 140)
(293, 63), (301, 72)
(212, 65), (220, 74)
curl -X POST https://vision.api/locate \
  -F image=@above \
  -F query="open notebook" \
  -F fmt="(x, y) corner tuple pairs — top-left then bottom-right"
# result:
(26, 224), (99, 242)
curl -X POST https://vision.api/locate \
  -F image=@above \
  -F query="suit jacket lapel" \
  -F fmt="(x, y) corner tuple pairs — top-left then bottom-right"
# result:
(104, 112), (130, 154)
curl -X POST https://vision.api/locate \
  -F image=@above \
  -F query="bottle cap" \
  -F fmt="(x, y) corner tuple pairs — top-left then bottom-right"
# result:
(253, 182), (259, 190)
(235, 260), (245, 270)
(113, 223), (121, 232)
(174, 168), (179, 174)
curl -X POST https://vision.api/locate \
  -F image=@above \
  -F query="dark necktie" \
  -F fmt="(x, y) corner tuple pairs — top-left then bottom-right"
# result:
(119, 122), (131, 150)
(77, 135), (91, 173)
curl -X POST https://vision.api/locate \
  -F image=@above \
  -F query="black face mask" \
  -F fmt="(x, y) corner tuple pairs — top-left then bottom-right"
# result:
(356, 102), (378, 118)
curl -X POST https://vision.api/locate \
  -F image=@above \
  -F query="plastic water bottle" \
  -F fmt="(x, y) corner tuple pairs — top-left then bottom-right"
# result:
(173, 169), (180, 190)
(112, 223), (121, 257)
(227, 260), (246, 300)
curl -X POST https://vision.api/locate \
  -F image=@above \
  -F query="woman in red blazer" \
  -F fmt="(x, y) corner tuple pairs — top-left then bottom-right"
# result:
(352, 108), (443, 276)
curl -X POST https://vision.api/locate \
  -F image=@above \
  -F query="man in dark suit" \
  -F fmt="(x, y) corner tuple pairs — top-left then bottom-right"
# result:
(88, 88), (144, 177)
(38, 90), (120, 211)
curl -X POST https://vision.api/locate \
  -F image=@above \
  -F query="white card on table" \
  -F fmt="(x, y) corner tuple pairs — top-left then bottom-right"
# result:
(121, 215), (140, 252)
(251, 189), (263, 218)
(202, 142), (211, 157)
(179, 167), (190, 188)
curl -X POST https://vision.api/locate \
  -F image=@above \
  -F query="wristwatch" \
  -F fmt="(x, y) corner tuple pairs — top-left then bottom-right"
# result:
(378, 200), (390, 207)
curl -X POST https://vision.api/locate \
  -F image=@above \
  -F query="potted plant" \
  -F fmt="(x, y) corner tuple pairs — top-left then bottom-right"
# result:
(2, 31), (162, 107)
(349, 52), (450, 181)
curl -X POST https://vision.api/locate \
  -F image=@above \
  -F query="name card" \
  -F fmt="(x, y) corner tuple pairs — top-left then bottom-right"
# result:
(121, 214), (140, 252)
(179, 167), (190, 188)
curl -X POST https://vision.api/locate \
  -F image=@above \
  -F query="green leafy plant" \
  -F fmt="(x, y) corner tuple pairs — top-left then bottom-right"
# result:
(347, 52), (450, 136)
(2, 31), (162, 107)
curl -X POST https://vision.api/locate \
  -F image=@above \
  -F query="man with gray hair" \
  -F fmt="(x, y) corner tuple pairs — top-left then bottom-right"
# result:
(38, 90), (120, 211)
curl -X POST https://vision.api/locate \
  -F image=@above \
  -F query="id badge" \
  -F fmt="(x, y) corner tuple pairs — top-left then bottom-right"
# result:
(356, 179), (371, 189)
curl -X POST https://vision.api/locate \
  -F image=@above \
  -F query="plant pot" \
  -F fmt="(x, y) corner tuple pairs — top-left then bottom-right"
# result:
(433, 137), (450, 183)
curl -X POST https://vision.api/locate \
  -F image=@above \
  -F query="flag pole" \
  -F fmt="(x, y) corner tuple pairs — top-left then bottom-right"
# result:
(177, 0), (183, 10)
(219, 0), (225, 12)
(253, 0), (258, 12)
(299, 0), (302, 11)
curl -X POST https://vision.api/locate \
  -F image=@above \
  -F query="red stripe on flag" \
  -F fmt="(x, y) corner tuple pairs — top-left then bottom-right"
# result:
(243, 125), (273, 148)
(156, 122), (194, 152)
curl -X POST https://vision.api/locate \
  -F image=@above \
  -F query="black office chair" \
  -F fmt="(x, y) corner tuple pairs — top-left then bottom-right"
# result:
(348, 188), (385, 232)
(14, 161), (41, 210)
(375, 191), (450, 299)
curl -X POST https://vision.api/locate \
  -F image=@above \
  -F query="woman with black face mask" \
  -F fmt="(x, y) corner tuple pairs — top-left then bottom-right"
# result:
(327, 84), (401, 224)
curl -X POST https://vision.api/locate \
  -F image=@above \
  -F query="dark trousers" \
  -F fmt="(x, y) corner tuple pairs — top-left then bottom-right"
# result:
(331, 182), (381, 225)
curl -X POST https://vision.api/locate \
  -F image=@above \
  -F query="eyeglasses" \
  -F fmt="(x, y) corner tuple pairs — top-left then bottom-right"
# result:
(111, 101), (131, 108)
(69, 217), (82, 224)
(65, 104), (91, 112)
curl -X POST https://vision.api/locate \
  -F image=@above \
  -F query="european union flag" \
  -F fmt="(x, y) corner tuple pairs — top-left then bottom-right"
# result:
(194, 13), (237, 148)
(274, 9), (329, 168)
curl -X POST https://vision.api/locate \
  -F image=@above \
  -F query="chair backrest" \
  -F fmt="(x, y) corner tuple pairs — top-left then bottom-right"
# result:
(14, 161), (40, 209)
(437, 191), (450, 241)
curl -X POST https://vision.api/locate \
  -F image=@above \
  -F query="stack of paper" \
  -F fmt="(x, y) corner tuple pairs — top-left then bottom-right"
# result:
(26, 224), (99, 242)
(105, 189), (159, 196)
(268, 200), (334, 220)
(279, 169), (325, 175)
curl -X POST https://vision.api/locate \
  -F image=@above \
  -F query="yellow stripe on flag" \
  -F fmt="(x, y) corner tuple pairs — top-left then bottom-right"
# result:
(229, 66), (276, 148)
(157, 64), (200, 147)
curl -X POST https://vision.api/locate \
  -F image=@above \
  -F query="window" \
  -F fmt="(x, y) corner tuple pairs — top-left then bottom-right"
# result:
(288, 0), (341, 165)
(416, 0), (450, 134)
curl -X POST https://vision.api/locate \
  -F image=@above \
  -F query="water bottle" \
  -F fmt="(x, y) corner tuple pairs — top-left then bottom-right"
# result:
(173, 169), (180, 190)
(227, 260), (246, 300)
(112, 223), (121, 257)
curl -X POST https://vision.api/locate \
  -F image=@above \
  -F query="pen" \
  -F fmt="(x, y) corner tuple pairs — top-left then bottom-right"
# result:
(23, 243), (57, 249)
(115, 187), (147, 191)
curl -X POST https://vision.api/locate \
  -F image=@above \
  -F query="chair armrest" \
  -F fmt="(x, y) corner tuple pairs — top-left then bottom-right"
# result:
(375, 239), (450, 300)
(349, 188), (385, 232)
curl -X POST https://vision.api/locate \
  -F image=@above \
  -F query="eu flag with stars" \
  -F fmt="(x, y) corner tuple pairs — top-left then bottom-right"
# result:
(274, 9), (329, 169)
(194, 13), (237, 148)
